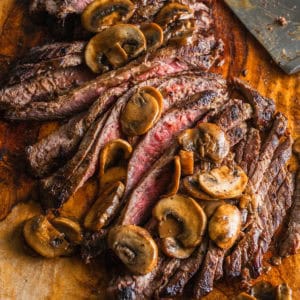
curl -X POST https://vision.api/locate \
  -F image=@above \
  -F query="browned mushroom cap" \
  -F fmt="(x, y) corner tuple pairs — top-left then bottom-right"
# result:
(164, 156), (181, 197)
(82, 0), (135, 33)
(208, 204), (241, 249)
(120, 86), (163, 136)
(85, 24), (146, 73)
(99, 139), (132, 176)
(140, 23), (164, 51)
(100, 166), (127, 188)
(155, 3), (193, 27)
(23, 215), (73, 258)
(152, 194), (207, 258)
(276, 283), (292, 300)
(179, 150), (194, 176)
(84, 181), (125, 231)
(51, 217), (83, 244)
(197, 123), (230, 162)
(198, 165), (248, 199)
(182, 174), (219, 201)
(108, 225), (158, 275)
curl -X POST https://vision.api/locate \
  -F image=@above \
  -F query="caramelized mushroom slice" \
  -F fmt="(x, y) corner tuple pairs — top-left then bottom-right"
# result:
(164, 156), (181, 197)
(121, 86), (163, 136)
(84, 181), (125, 231)
(199, 165), (248, 199)
(178, 128), (200, 152)
(276, 283), (292, 300)
(99, 139), (132, 176)
(140, 23), (164, 51)
(179, 150), (194, 175)
(197, 123), (230, 162)
(182, 174), (219, 201)
(85, 24), (146, 73)
(155, 3), (193, 27)
(208, 204), (241, 249)
(23, 215), (73, 258)
(51, 217), (83, 244)
(100, 166), (127, 189)
(108, 225), (158, 275)
(152, 194), (207, 258)
(82, 0), (135, 32)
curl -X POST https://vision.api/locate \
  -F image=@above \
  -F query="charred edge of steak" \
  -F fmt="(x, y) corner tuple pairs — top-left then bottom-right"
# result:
(159, 238), (208, 298)
(81, 230), (108, 264)
(279, 169), (300, 257)
(2, 66), (94, 111)
(26, 82), (129, 178)
(40, 112), (110, 210)
(6, 41), (86, 86)
(227, 122), (248, 147)
(232, 78), (276, 131)
(192, 242), (225, 298)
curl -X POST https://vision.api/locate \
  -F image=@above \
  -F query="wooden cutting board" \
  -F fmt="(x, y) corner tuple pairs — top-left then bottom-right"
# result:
(0, 1), (299, 299)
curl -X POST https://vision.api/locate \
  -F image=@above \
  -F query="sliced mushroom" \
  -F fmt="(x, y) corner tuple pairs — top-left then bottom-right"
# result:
(198, 165), (248, 199)
(164, 156), (181, 197)
(197, 123), (230, 162)
(108, 225), (158, 275)
(179, 150), (194, 175)
(51, 217), (83, 244)
(276, 283), (292, 300)
(84, 181), (125, 231)
(85, 24), (146, 73)
(100, 166), (127, 188)
(82, 0), (135, 33)
(182, 174), (219, 201)
(208, 204), (241, 249)
(155, 3), (193, 27)
(99, 139), (132, 176)
(251, 281), (276, 299)
(152, 194), (207, 258)
(140, 23), (164, 51)
(178, 128), (200, 152)
(120, 86), (163, 136)
(23, 215), (73, 258)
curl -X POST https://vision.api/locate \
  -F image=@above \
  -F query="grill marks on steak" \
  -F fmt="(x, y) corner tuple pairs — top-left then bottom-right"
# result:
(233, 78), (275, 130)
(279, 168), (300, 256)
(5, 35), (223, 120)
(0, 66), (94, 110)
(160, 238), (208, 297)
(6, 41), (85, 86)
(225, 133), (292, 279)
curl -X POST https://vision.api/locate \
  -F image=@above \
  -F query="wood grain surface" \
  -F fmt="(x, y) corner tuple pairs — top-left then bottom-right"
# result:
(0, 1), (299, 299)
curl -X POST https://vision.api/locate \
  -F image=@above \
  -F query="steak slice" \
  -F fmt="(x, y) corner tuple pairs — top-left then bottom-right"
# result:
(122, 91), (227, 224)
(233, 78), (275, 130)
(227, 122), (248, 147)
(159, 238), (208, 297)
(239, 128), (261, 175)
(225, 135), (292, 279)
(193, 242), (225, 298)
(26, 82), (129, 178)
(279, 167), (300, 257)
(215, 100), (253, 131)
(6, 41), (85, 86)
(5, 35), (223, 120)
(0, 66), (93, 110)
(41, 110), (110, 209)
